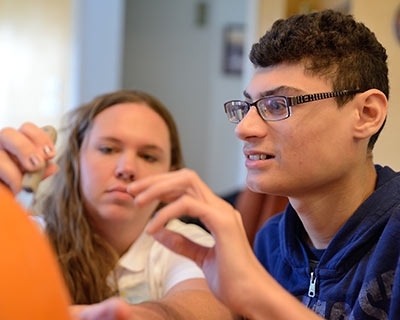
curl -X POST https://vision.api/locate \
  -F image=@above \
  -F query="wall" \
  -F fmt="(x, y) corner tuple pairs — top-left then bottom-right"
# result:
(204, 0), (250, 194)
(352, 0), (400, 170)
(0, 0), (71, 129)
(0, 0), (126, 128)
(70, 0), (125, 108)
(123, 0), (246, 195)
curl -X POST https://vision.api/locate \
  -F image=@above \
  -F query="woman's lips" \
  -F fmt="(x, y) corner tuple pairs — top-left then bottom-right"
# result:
(105, 185), (133, 201)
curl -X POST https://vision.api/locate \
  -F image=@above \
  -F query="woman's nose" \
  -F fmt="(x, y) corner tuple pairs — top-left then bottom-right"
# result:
(234, 106), (268, 141)
(114, 154), (136, 182)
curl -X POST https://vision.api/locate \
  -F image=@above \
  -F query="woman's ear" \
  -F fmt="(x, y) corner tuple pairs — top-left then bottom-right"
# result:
(353, 89), (388, 140)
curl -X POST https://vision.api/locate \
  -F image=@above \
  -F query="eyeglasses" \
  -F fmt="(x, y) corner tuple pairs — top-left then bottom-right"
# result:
(224, 89), (363, 123)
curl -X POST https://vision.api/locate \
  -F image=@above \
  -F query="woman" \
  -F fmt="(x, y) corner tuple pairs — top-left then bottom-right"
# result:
(0, 90), (233, 319)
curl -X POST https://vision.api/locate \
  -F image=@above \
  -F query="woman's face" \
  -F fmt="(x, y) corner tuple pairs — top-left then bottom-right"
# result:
(79, 102), (172, 232)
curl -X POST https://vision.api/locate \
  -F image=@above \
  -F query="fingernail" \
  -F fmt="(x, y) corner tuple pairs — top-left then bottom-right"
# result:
(29, 154), (41, 168)
(43, 145), (53, 156)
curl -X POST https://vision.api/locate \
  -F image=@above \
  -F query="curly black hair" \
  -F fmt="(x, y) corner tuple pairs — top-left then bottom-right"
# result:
(250, 10), (389, 149)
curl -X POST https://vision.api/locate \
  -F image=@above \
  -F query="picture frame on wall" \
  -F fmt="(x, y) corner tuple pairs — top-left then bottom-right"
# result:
(222, 24), (244, 75)
(395, 4), (400, 44)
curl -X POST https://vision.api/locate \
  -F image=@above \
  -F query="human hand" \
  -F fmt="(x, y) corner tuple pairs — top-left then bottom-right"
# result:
(127, 169), (265, 315)
(0, 122), (57, 194)
(72, 298), (131, 320)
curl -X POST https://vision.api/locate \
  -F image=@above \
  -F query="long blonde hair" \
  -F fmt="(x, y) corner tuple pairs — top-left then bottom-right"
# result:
(39, 90), (184, 304)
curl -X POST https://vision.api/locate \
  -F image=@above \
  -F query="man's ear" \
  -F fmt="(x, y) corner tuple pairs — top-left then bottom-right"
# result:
(353, 89), (388, 140)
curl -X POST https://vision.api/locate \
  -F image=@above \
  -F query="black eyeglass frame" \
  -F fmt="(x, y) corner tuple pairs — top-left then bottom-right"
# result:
(224, 89), (363, 123)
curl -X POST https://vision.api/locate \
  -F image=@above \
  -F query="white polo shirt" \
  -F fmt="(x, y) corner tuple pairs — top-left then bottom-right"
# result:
(31, 216), (214, 305)
(115, 219), (214, 304)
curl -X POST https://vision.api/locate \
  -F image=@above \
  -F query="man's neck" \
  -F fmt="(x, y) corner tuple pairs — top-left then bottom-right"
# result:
(289, 162), (377, 249)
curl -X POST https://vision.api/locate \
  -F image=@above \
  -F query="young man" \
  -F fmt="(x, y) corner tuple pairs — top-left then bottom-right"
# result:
(235, 9), (398, 318)
(127, 10), (400, 320)
(45, 9), (397, 320)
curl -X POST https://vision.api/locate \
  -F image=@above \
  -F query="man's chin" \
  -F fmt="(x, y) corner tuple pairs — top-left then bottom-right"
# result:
(246, 174), (286, 196)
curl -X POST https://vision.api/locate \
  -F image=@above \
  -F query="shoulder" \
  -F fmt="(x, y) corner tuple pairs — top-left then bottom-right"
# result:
(256, 212), (284, 240)
(253, 212), (284, 257)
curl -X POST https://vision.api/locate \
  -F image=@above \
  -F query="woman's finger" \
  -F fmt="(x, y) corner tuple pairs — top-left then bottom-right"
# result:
(0, 149), (24, 193)
(0, 127), (46, 172)
(19, 122), (56, 159)
(0, 124), (58, 194)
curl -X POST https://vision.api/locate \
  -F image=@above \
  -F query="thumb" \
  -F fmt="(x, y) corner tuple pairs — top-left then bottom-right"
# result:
(42, 162), (59, 180)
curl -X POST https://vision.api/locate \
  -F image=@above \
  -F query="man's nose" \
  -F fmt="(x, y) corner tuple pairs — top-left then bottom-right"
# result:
(235, 106), (268, 141)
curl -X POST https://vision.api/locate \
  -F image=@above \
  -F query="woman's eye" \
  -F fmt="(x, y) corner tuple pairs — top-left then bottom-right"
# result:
(141, 154), (157, 163)
(98, 146), (115, 154)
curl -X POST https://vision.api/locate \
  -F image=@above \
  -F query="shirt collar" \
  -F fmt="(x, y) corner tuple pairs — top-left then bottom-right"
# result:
(117, 224), (155, 272)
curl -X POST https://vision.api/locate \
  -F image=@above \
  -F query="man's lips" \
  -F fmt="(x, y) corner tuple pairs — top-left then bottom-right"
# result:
(247, 154), (275, 160)
(243, 149), (275, 169)
(244, 149), (275, 160)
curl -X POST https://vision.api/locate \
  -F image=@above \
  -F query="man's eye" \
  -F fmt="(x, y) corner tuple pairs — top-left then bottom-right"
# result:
(268, 100), (286, 110)
(262, 99), (287, 114)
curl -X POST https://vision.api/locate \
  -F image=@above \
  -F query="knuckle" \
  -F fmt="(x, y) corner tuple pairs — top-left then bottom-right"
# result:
(181, 168), (197, 179)
(0, 128), (27, 153)
(0, 127), (14, 141)
(19, 122), (36, 132)
(176, 194), (190, 210)
(180, 194), (191, 204)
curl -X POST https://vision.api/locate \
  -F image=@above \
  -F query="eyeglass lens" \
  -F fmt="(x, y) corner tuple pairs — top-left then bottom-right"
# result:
(225, 96), (289, 123)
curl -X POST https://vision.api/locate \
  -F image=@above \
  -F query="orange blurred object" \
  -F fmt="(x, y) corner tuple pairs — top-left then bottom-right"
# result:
(0, 185), (71, 320)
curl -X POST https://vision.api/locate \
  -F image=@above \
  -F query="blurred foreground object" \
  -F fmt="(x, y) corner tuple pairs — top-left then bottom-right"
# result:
(0, 184), (71, 320)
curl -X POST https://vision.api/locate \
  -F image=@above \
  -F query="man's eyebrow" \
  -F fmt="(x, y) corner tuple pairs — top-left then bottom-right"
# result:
(243, 86), (304, 101)
(243, 90), (252, 100)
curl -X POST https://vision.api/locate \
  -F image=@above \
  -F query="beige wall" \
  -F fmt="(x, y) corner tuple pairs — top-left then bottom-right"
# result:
(257, 1), (286, 38)
(0, 0), (71, 129)
(352, 0), (400, 170)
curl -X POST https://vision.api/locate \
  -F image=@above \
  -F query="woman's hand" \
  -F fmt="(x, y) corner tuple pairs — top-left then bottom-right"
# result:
(70, 299), (131, 320)
(0, 122), (57, 194)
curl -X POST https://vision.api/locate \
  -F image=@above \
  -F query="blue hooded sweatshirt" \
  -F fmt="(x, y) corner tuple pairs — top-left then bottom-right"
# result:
(254, 165), (400, 319)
